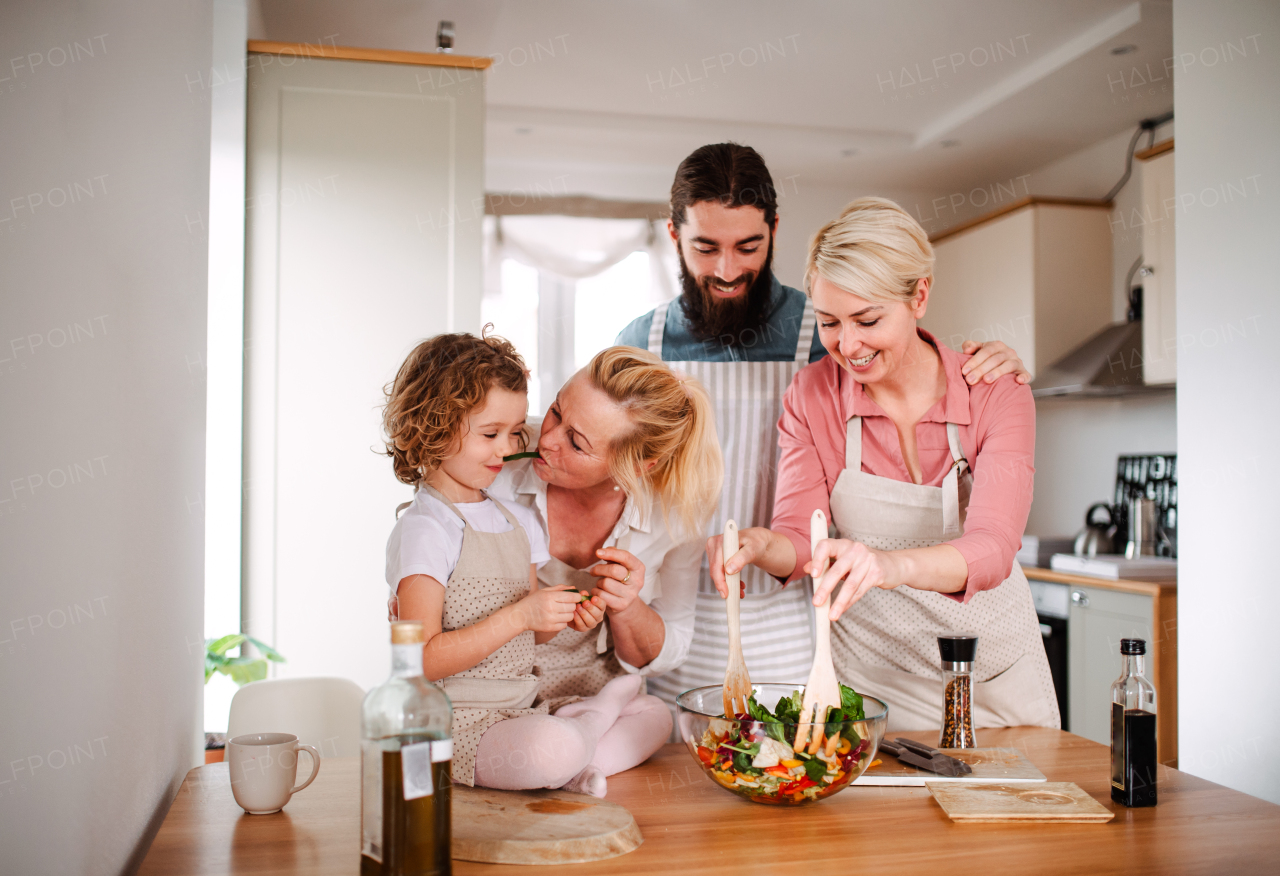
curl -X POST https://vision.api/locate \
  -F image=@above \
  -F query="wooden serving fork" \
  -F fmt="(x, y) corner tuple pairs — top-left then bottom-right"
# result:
(793, 510), (842, 755)
(721, 520), (753, 719)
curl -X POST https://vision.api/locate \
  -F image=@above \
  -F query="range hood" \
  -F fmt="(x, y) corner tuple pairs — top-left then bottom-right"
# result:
(1030, 321), (1169, 398)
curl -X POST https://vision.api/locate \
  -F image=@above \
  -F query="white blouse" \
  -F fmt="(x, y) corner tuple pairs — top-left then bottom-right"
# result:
(487, 457), (702, 678)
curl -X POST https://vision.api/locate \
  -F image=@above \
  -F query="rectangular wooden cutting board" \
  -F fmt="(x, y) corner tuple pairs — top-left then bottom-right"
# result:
(853, 747), (1045, 786)
(927, 782), (1115, 823)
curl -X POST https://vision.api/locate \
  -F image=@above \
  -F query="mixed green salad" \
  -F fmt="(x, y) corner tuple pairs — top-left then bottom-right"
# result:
(694, 684), (872, 804)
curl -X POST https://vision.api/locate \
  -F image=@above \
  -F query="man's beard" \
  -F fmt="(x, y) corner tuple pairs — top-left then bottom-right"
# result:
(676, 241), (774, 345)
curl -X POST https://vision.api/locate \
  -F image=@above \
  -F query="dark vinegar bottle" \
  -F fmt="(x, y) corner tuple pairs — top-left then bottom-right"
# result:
(1110, 637), (1157, 807)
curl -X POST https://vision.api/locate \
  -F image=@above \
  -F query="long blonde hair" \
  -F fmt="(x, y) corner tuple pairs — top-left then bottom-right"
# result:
(586, 347), (722, 540)
(805, 197), (935, 303)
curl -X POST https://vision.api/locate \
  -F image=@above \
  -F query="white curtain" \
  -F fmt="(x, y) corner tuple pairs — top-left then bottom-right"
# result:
(483, 214), (678, 299)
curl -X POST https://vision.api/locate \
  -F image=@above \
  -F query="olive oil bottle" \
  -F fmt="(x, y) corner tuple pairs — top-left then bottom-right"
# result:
(1110, 638), (1157, 808)
(362, 621), (453, 875)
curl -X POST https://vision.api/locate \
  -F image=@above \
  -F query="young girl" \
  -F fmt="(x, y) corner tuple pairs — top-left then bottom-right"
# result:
(382, 331), (669, 796)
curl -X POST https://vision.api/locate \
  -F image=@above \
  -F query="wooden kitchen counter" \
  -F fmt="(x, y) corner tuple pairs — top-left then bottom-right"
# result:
(1023, 566), (1175, 597)
(139, 729), (1278, 875)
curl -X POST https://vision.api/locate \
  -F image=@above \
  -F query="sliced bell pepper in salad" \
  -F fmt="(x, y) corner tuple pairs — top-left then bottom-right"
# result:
(694, 683), (872, 804)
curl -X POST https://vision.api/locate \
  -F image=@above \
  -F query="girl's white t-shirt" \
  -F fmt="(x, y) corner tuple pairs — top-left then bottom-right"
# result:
(385, 489), (551, 591)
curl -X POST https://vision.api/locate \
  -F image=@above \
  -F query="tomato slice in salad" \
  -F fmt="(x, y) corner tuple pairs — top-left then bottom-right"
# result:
(696, 746), (715, 766)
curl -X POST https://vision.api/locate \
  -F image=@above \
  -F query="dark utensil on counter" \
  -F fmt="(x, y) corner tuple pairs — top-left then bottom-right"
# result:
(879, 738), (973, 777)
(1073, 503), (1116, 557)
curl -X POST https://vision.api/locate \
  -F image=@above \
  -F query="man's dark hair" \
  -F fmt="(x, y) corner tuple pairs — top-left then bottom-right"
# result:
(669, 143), (777, 231)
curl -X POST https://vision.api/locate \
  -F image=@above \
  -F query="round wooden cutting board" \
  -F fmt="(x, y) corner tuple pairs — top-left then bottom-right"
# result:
(451, 786), (643, 864)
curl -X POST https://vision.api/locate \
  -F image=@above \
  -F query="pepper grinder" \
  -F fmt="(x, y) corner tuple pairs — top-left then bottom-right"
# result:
(938, 635), (978, 748)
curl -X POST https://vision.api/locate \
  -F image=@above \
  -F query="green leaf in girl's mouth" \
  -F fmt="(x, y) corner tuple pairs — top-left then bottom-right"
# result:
(502, 451), (542, 462)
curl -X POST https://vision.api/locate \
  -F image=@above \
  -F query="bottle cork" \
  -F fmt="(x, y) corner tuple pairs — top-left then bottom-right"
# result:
(390, 620), (425, 644)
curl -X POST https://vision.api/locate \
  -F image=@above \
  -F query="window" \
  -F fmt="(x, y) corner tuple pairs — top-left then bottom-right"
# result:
(482, 215), (677, 415)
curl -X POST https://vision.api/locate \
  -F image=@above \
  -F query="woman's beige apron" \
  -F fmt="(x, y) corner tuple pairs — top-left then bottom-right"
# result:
(647, 299), (819, 709)
(533, 532), (634, 701)
(828, 418), (1059, 733)
(416, 486), (575, 786)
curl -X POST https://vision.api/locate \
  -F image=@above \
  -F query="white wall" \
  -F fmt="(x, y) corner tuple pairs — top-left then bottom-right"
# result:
(772, 180), (940, 292)
(1174, 0), (1280, 803)
(0, 1), (212, 872)
(771, 180), (865, 291)
(1027, 393), (1177, 538)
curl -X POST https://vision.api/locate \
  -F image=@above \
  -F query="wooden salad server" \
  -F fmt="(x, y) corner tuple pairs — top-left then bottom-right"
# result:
(794, 509), (842, 755)
(721, 520), (753, 719)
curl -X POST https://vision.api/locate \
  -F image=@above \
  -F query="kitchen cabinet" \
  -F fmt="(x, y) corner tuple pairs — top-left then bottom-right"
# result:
(1138, 141), (1176, 384)
(243, 42), (489, 688)
(1026, 568), (1177, 765)
(924, 198), (1113, 378)
(1068, 586), (1152, 746)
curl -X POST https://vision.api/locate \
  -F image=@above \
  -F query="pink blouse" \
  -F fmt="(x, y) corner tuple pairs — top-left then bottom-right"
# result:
(773, 329), (1035, 602)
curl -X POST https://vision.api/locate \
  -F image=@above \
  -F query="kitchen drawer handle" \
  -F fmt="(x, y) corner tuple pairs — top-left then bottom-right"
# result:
(1071, 590), (1090, 608)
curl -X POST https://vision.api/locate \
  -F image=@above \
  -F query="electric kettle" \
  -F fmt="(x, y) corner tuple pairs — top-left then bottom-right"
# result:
(1073, 503), (1116, 557)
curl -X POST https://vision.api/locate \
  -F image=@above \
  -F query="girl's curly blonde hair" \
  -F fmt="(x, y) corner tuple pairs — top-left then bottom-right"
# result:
(382, 330), (528, 485)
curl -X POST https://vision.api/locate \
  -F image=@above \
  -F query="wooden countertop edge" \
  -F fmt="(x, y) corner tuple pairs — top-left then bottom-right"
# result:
(246, 40), (493, 69)
(1024, 566), (1175, 595)
(1135, 138), (1174, 160)
(928, 195), (1112, 243)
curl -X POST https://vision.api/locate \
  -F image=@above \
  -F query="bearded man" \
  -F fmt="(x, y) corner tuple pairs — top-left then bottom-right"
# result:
(616, 142), (1024, 711)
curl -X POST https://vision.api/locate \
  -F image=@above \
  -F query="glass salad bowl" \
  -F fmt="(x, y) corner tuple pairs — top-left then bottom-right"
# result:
(676, 683), (888, 805)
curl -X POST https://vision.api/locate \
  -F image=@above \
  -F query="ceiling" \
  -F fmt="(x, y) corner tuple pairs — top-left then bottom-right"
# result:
(255, 0), (1174, 203)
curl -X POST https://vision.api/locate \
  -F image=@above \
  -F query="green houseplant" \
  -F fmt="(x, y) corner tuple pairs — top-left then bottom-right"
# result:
(205, 634), (285, 686)
(204, 635), (286, 761)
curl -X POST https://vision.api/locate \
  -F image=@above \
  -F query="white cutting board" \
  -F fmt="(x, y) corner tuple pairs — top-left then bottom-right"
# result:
(1050, 553), (1176, 580)
(928, 781), (1113, 822)
(853, 747), (1045, 787)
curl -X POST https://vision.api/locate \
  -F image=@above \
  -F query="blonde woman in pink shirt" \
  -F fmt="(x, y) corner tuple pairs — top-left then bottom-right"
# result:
(707, 197), (1059, 732)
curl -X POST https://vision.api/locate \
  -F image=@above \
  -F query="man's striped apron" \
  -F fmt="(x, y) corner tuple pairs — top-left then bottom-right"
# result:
(645, 299), (818, 712)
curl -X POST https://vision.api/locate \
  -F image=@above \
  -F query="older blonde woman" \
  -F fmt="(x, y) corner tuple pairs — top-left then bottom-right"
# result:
(708, 198), (1058, 732)
(487, 346), (723, 771)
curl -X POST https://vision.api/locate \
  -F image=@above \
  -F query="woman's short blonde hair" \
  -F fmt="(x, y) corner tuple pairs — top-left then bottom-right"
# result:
(586, 347), (722, 541)
(805, 197), (935, 304)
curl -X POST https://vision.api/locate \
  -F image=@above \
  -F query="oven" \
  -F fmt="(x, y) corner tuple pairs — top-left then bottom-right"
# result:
(1028, 579), (1070, 730)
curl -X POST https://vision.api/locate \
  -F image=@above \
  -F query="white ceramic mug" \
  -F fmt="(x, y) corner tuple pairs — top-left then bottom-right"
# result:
(227, 732), (321, 814)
